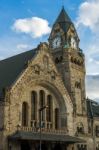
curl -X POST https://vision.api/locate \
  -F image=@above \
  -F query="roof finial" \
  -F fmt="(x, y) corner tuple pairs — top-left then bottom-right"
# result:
(62, 0), (64, 8)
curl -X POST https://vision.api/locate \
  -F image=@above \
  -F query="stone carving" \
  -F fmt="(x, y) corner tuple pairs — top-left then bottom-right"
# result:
(43, 55), (49, 69)
(33, 65), (40, 75)
(50, 70), (56, 80)
(37, 42), (49, 51)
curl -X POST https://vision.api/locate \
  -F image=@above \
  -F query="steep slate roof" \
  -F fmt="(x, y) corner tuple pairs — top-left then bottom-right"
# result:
(55, 7), (71, 23)
(0, 49), (37, 99)
(54, 7), (73, 33)
(87, 99), (99, 118)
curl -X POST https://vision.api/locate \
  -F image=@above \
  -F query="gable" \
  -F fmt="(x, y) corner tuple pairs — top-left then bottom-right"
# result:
(2, 43), (74, 134)
(10, 43), (73, 110)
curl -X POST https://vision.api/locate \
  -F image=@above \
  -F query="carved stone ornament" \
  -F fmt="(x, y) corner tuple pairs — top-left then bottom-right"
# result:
(43, 55), (49, 69)
(50, 70), (56, 80)
(37, 42), (49, 51)
(32, 65), (40, 75)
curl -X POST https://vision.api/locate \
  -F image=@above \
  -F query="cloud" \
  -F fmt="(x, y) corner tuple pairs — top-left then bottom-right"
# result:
(85, 42), (99, 75)
(75, 0), (99, 75)
(17, 44), (30, 50)
(12, 17), (51, 38)
(0, 35), (37, 59)
(76, 0), (99, 33)
(86, 75), (99, 101)
(0, 56), (4, 60)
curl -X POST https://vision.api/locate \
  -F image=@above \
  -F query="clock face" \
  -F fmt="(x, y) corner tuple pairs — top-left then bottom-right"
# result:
(71, 37), (77, 49)
(52, 37), (61, 48)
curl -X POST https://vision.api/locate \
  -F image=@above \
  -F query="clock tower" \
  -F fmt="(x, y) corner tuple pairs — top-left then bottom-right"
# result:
(49, 7), (87, 115)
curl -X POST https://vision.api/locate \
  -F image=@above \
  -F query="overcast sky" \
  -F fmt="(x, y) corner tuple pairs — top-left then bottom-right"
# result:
(0, 0), (99, 101)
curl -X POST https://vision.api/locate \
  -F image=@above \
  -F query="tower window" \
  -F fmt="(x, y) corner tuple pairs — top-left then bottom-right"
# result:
(55, 57), (59, 64)
(75, 81), (81, 89)
(55, 56), (63, 64)
(54, 29), (60, 33)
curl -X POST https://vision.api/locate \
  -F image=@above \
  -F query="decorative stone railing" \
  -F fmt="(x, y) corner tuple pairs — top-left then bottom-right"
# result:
(30, 120), (52, 129)
(17, 125), (67, 135)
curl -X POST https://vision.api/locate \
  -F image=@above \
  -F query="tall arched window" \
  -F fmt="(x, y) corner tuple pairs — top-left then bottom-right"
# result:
(22, 102), (28, 126)
(31, 91), (37, 120)
(55, 108), (59, 129)
(39, 90), (45, 121)
(46, 95), (52, 122)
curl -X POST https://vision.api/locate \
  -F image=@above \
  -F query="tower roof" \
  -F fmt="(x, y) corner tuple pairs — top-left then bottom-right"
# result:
(55, 7), (72, 24)
(52, 7), (74, 34)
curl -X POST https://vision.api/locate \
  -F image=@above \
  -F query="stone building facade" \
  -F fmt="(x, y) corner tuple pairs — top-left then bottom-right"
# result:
(0, 7), (99, 150)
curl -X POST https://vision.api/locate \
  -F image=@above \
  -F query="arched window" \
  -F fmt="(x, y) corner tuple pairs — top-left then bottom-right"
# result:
(31, 91), (37, 120)
(55, 108), (59, 129)
(22, 102), (28, 126)
(77, 122), (84, 134)
(46, 95), (52, 122)
(39, 90), (45, 121)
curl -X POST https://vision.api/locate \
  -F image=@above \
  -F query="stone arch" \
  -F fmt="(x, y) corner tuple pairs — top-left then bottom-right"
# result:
(38, 82), (67, 113)
(37, 81), (69, 128)
(13, 74), (73, 133)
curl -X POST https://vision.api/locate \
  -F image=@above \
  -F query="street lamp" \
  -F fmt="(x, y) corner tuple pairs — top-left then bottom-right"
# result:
(39, 105), (48, 150)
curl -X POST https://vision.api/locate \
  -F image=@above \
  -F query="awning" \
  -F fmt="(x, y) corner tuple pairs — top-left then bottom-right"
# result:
(8, 131), (85, 143)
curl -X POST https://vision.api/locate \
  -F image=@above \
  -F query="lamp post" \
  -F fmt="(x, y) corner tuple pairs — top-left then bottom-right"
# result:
(39, 105), (48, 150)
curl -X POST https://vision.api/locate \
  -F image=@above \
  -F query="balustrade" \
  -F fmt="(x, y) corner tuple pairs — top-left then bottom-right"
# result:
(17, 123), (67, 135)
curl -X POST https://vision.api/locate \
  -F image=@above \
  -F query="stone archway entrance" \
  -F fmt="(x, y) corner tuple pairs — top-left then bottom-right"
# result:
(53, 143), (66, 150)
(36, 143), (48, 150)
(21, 141), (31, 150)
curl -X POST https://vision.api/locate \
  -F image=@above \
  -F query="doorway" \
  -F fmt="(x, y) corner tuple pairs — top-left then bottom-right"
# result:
(21, 141), (31, 150)
(36, 143), (48, 150)
(53, 143), (66, 150)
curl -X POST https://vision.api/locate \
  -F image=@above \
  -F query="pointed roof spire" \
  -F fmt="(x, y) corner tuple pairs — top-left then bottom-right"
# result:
(55, 7), (72, 24)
